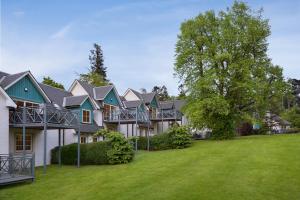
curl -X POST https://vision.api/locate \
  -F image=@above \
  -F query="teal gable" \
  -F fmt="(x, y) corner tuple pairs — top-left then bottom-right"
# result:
(104, 89), (120, 107)
(6, 75), (46, 103)
(150, 98), (159, 109)
(79, 98), (94, 124)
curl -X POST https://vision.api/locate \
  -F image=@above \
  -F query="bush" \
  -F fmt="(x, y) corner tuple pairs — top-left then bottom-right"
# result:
(167, 125), (192, 149)
(106, 132), (134, 164)
(51, 132), (134, 165)
(136, 125), (192, 151)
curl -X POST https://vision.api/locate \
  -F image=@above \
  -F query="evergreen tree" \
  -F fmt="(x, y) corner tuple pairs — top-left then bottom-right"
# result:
(152, 85), (170, 101)
(89, 43), (108, 82)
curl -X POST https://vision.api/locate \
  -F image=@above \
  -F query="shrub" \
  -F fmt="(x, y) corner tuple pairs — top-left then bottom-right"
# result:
(106, 131), (134, 164)
(150, 133), (171, 150)
(237, 122), (253, 136)
(51, 131), (134, 165)
(136, 125), (192, 151)
(167, 125), (192, 149)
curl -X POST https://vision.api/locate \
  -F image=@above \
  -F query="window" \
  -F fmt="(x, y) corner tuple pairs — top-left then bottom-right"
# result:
(80, 136), (87, 144)
(82, 110), (91, 123)
(93, 137), (97, 143)
(15, 100), (39, 108)
(15, 134), (32, 152)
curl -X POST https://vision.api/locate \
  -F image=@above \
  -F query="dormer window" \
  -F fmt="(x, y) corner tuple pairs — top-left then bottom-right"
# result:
(82, 109), (91, 123)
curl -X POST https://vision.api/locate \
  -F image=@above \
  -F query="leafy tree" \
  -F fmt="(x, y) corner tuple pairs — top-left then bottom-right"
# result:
(80, 71), (106, 87)
(152, 85), (170, 101)
(80, 43), (108, 86)
(42, 76), (65, 90)
(174, 2), (286, 139)
(281, 107), (300, 128)
(286, 79), (300, 107)
(177, 84), (186, 99)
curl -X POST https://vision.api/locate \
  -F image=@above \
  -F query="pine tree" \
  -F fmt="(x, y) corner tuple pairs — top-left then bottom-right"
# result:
(89, 43), (108, 82)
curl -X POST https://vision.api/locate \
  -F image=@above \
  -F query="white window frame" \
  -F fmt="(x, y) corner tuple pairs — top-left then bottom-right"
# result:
(82, 109), (91, 124)
(14, 99), (40, 108)
(15, 133), (33, 152)
(80, 136), (87, 144)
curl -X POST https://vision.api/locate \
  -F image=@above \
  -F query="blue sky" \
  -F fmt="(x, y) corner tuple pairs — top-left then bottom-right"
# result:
(1, 0), (299, 95)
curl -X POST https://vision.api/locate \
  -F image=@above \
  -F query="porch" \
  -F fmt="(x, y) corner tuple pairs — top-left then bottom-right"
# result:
(0, 154), (35, 186)
(8, 104), (81, 176)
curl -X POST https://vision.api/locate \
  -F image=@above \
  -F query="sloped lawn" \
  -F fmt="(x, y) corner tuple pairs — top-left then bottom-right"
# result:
(1, 134), (300, 200)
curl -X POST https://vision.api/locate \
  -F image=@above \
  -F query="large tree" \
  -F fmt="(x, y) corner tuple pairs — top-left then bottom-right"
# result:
(80, 43), (108, 86)
(42, 76), (65, 90)
(152, 85), (170, 101)
(174, 2), (286, 139)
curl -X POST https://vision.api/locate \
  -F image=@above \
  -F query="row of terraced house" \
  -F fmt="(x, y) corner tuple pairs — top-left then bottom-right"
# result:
(0, 70), (187, 169)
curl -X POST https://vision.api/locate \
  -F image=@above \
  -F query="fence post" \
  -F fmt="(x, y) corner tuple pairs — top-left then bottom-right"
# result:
(135, 107), (138, 151)
(31, 153), (35, 181)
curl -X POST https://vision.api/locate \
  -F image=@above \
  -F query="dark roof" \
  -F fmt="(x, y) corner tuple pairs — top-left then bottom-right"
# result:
(63, 95), (88, 107)
(160, 101), (174, 109)
(123, 100), (142, 108)
(0, 71), (9, 80)
(80, 123), (103, 133)
(39, 83), (72, 107)
(119, 95), (126, 101)
(77, 80), (94, 97)
(174, 100), (186, 111)
(0, 71), (28, 89)
(271, 114), (291, 126)
(129, 88), (142, 99)
(76, 80), (101, 108)
(94, 85), (114, 100)
(140, 92), (156, 104)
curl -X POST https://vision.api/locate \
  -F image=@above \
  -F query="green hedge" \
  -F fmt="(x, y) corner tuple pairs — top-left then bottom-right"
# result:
(51, 141), (110, 165)
(51, 131), (134, 165)
(137, 125), (192, 151)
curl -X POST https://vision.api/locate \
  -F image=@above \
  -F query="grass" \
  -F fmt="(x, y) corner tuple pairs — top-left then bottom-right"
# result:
(1, 134), (300, 200)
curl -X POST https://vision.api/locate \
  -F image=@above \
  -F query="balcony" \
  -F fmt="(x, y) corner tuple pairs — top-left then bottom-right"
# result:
(150, 109), (183, 121)
(9, 104), (80, 129)
(0, 154), (35, 186)
(104, 108), (149, 124)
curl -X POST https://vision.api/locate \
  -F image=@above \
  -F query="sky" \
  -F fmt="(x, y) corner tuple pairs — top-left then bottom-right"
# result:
(1, 0), (300, 95)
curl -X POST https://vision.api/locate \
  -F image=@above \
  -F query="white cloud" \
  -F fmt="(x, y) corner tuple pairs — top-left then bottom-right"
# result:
(50, 23), (72, 39)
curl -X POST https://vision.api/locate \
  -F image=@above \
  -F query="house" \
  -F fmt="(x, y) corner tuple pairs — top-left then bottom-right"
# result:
(0, 70), (187, 170)
(265, 112), (291, 133)
(0, 71), (104, 170)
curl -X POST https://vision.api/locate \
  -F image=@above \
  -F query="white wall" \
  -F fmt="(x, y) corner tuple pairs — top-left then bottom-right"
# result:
(119, 124), (140, 138)
(70, 82), (88, 96)
(8, 128), (78, 167)
(94, 110), (103, 126)
(0, 94), (9, 154)
(124, 90), (140, 101)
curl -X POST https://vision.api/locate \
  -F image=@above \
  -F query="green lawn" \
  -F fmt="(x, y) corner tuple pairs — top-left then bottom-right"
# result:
(1, 134), (300, 200)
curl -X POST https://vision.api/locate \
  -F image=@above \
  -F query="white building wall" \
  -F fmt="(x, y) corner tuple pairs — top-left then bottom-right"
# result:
(124, 90), (140, 101)
(8, 128), (78, 167)
(0, 94), (9, 154)
(70, 82), (88, 96)
(119, 124), (143, 138)
(94, 110), (103, 126)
